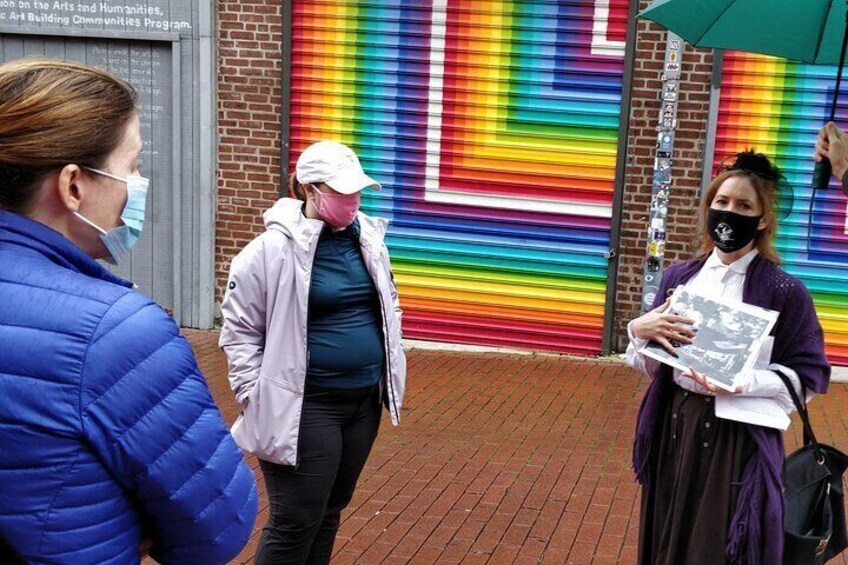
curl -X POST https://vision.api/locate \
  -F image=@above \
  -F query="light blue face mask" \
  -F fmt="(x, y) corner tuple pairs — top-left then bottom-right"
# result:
(74, 167), (149, 265)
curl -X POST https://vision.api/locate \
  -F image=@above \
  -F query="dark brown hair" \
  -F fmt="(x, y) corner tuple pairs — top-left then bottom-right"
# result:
(699, 169), (780, 265)
(288, 173), (308, 201)
(0, 58), (138, 213)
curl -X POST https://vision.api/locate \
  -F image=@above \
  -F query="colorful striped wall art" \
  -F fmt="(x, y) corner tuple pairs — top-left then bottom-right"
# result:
(290, 0), (630, 354)
(715, 50), (848, 364)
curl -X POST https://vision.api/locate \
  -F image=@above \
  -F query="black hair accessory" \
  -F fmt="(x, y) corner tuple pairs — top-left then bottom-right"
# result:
(725, 149), (781, 181)
(716, 148), (794, 221)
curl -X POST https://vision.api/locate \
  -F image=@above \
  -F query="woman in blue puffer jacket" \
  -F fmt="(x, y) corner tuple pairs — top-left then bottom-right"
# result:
(0, 58), (257, 564)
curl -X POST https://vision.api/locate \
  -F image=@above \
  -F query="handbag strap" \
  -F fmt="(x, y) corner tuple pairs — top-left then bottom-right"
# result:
(773, 369), (822, 451)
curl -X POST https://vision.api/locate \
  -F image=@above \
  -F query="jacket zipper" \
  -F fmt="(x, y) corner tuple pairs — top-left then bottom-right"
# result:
(295, 231), (321, 469)
(376, 276), (398, 421)
(362, 230), (399, 423)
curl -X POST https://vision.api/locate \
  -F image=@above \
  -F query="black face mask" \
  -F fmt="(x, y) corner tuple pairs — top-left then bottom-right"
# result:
(707, 208), (762, 253)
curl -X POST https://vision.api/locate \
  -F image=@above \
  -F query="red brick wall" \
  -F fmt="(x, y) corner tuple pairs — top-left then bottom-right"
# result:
(612, 1), (715, 351)
(215, 0), (284, 308)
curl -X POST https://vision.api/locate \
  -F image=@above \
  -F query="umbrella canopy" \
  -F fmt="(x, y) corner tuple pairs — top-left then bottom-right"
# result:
(639, 0), (847, 65)
(640, 0), (848, 188)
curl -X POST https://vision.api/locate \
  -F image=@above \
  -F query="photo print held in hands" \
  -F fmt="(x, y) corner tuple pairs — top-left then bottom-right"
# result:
(640, 286), (779, 391)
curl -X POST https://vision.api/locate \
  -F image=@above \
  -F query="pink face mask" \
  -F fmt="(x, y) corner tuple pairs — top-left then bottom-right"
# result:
(311, 186), (360, 228)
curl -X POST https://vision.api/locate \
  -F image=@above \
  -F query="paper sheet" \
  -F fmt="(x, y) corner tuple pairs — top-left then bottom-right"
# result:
(714, 338), (792, 430)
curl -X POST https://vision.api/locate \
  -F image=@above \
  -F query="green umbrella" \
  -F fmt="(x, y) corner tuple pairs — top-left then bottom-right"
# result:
(639, 0), (848, 188)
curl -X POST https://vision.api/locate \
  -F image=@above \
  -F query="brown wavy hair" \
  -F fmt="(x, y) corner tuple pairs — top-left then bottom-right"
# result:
(0, 58), (138, 213)
(698, 168), (780, 265)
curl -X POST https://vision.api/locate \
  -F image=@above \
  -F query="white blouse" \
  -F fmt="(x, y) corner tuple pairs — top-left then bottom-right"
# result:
(626, 249), (806, 430)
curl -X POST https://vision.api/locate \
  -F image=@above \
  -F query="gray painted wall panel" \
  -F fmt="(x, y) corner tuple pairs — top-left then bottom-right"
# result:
(0, 0), (214, 328)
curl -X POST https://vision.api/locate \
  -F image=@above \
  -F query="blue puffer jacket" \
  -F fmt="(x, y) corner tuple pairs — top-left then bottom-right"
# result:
(0, 211), (258, 564)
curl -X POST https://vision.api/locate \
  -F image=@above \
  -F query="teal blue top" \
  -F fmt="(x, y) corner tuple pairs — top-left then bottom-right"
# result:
(306, 219), (385, 388)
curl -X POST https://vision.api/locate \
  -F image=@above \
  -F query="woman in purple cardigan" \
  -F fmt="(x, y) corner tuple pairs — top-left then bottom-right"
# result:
(626, 150), (831, 565)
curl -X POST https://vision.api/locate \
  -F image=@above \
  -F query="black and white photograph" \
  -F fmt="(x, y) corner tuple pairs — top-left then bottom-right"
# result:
(640, 286), (779, 391)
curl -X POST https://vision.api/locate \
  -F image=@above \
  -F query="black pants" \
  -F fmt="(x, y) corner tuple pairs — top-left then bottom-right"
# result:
(255, 383), (381, 565)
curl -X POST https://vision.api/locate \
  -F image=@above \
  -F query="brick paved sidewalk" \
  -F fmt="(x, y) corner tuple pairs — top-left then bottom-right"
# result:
(167, 330), (848, 565)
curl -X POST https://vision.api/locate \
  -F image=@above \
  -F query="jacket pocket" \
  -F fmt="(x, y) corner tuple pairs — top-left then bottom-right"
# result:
(231, 376), (303, 466)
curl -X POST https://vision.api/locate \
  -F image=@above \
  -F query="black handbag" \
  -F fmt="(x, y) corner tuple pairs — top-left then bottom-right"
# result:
(776, 371), (848, 564)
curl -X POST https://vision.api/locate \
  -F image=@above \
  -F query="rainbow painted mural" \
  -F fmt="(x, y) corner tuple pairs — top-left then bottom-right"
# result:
(290, 0), (630, 354)
(715, 51), (848, 365)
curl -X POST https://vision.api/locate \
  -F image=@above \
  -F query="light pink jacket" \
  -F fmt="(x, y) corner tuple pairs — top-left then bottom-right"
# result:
(219, 198), (406, 466)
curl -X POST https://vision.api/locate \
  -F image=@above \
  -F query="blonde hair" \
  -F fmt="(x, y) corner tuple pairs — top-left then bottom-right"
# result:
(0, 58), (138, 213)
(698, 169), (780, 265)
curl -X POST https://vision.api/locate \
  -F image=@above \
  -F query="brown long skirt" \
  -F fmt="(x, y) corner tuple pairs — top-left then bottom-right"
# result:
(638, 385), (758, 565)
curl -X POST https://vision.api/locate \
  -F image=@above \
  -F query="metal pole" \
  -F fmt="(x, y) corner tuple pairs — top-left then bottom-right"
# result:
(638, 31), (684, 314)
(602, 0), (640, 355)
(279, 0), (293, 197)
(701, 49), (724, 197)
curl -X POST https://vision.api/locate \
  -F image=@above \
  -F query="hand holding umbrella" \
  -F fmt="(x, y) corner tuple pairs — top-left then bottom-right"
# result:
(813, 10), (848, 190)
(815, 121), (848, 194)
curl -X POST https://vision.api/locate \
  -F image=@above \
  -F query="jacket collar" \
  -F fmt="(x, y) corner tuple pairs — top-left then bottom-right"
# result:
(263, 198), (324, 251)
(0, 210), (133, 288)
(356, 209), (387, 249)
(704, 247), (758, 275)
(263, 197), (388, 250)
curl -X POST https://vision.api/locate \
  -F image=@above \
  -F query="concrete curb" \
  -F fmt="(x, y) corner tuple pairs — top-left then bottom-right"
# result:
(402, 339), (848, 382)
(403, 339), (634, 364)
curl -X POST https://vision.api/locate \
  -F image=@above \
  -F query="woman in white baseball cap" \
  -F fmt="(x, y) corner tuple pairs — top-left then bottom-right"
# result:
(220, 140), (406, 564)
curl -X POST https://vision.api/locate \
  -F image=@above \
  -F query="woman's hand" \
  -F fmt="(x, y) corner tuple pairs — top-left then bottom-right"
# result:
(630, 298), (696, 355)
(815, 122), (848, 182)
(682, 366), (741, 395)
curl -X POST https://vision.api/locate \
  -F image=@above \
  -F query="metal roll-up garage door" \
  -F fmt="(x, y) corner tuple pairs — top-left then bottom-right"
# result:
(289, 0), (632, 354)
(711, 50), (848, 365)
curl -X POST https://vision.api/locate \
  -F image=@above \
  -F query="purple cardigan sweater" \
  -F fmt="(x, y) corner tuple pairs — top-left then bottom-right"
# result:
(632, 253), (831, 564)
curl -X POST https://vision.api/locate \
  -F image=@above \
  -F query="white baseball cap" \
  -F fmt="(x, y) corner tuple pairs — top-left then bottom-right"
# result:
(295, 141), (382, 195)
